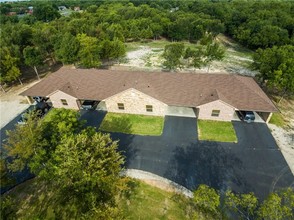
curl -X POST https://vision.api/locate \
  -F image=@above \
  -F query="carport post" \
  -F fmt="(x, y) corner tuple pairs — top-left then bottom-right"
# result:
(266, 112), (273, 123)
(26, 96), (33, 105)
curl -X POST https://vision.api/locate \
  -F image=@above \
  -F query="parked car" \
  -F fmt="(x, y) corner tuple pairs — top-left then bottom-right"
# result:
(33, 96), (49, 103)
(81, 100), (98, 110)
(18, 102), (51, 124)
(236, 111), (255, 123)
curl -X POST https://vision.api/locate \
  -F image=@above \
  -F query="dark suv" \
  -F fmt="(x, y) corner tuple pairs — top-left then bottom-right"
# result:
(18, 102), (51, 124)
(236, 111), (255, 123)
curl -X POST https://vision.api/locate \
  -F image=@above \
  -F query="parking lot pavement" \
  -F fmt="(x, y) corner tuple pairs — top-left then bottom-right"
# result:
(107, 117), (294, 200)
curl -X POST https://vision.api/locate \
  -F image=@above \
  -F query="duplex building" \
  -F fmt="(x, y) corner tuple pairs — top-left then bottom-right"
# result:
(20, 67), (278, 122)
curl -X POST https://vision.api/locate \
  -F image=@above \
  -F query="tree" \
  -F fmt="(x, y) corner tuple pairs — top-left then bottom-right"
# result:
(0, 48), (22, 86)
(33, 4), (60, 22)
(100, 39), (126, 61)
(258, 189), (294, 220)
(54, 33), (80, 64)
(204, 42), (225, 72)
(4, 108), (125, 217)
(23, 46), (44, 80)
(4, 111), (46, 172)
(252, 45), (294, 95)
(77, 34), (101, 68)
(162, 43), (185, 71)
(184, 46), (205, 70)
(225, 190), (258, 220)
(50, 129), (124, 216)
(193, 184), (221, 218)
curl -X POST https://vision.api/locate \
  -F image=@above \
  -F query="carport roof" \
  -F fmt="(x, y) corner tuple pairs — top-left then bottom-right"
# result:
(20, 67), (278, 112)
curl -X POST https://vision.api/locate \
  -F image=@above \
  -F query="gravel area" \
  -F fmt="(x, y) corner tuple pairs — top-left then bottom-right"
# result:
(268, 123), (294, 175)
(0, 100), (29, 129)
(122, 169), (193, 198)
(0, 81), (38, 129)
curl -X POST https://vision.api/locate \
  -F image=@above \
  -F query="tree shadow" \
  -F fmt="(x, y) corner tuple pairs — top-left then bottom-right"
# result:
(80, 110), (107, 130)
(164, 141), (248, 193)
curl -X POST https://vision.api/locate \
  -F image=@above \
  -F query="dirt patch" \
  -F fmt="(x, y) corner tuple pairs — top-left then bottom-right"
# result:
(0, 81), (39, 129)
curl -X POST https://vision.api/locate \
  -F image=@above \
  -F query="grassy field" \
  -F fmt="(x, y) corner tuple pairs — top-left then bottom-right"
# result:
(99, 113), (164, 136)
(119, 181), (195, 219)
(269, 113), (287, 127)
(3, 179), (199, 219)
(198, 120), (238, 142)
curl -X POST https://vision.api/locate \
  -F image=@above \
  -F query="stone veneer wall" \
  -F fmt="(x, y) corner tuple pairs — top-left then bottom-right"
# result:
(104, 88), (167, 116)
(49, 90), (79, 110)
(198, 100), (235, 121)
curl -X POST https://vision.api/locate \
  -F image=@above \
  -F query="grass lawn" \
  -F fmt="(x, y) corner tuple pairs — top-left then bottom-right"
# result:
(269, 113), (286, 127)
(99, 113), (164, 136)
(119, 181), (195, 219)
(3, 178), (201, 219)
(198, 120), (237, 143)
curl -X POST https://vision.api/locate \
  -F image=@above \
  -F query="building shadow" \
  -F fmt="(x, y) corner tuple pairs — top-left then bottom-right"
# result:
(164, 141), (246, 193)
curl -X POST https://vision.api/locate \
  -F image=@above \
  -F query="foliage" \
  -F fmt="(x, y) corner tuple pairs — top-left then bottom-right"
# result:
(54, 33), (80, 64)
(4, 108), (125, 218)
(33, 4), (60, 22)
(162, 43), (185, 71)
(225, 190), (258, 220)
(76, 33), (101, 68)
(49, 130), (124, 217)
(257, 189), (294, 220)
(0, 47), (21, 84)
(193, 184), (221, 218)
(252, 45), (294, 94)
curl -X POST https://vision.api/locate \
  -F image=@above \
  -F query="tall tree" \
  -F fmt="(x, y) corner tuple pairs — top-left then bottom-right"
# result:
(77, 34), (101, 68)
(23, 46), (44, 80)
(162, 43), (185, 71)
(204, 42), (225, 72)
(225, 190), (258, 220)
(193, 184), (221, 218)
(33, 4), (60, 22)
(54, 33), (80, 65)
(252, 45), (294, 97)
(0, 48), (22, 86)
(51, 129), (124, 216)
(258, 189), (294, 220)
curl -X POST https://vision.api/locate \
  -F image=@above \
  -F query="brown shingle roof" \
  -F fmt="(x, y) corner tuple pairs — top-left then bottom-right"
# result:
(20, 67), (278, 112)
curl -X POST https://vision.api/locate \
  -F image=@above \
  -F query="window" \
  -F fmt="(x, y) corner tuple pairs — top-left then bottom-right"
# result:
(61, 99), (68, 106)
(117, 103), (124, 110)
(146, 105), (153, 112)
(211, 110), (220, 117)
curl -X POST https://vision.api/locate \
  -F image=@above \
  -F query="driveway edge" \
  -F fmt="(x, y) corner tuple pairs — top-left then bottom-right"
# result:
(121, 169), (193, 198)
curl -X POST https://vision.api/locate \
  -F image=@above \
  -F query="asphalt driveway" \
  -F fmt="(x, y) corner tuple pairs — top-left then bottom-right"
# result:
(87, 113), (293, 200)
(1, 110), (293, 200)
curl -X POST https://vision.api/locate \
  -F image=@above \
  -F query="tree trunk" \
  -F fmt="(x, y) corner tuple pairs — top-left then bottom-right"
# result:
(18, 77), (23, 85)
(277, 89), (287, 104)
(33, 66), (40, 80)
(0, 84), (6, 92)
(207, 64), (210, 73)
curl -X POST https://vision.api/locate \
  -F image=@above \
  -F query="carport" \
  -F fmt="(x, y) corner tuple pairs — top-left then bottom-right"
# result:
(166, 106), (197, 118)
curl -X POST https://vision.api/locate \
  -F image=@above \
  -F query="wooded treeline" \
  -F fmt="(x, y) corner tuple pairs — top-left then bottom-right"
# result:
(0, 0), (293, 92)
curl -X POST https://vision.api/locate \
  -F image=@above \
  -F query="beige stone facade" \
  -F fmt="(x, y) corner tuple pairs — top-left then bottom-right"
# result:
(49, 90), (79, 110)
(104, 88), (167, 116)
(198, 100), (235, 121)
